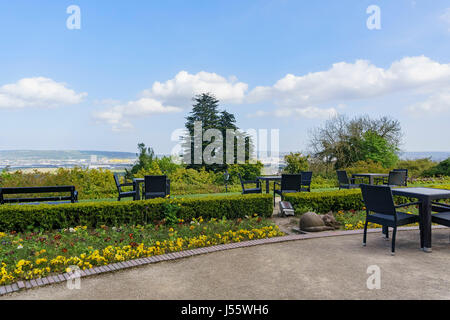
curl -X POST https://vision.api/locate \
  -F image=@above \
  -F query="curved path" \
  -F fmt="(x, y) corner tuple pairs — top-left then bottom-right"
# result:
(2, 229), (450, 300)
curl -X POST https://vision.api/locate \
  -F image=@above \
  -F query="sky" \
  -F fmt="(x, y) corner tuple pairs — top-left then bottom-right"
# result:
(0, 0), (449, 154)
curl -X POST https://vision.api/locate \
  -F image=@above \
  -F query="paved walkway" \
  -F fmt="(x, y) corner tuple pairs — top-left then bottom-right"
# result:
(2, 229), (450, 300)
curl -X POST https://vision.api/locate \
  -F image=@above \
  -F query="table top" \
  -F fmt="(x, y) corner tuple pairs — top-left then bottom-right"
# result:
(392, 187), (450, 200)
(257, 176), (282, 180)
(352, 173), (389, 177)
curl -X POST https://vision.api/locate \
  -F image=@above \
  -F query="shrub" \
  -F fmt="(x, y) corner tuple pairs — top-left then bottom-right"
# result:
(423, 158), (450, 177)
(284, 189), (409, 214)
(396, 158), (436, 178)
(0, 194), (273, 232)
(344, 160), (389, 176)
(283, 153), (309, 174)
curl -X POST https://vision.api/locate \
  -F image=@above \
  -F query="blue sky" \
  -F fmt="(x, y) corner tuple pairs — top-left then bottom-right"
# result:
(0, 0), (449, 154)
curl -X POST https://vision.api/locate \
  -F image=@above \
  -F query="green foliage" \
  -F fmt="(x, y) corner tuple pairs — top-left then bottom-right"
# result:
(344, 160), (390, 176)
(126, 143), (157, 178)
(423, 158), (450, 177)
(0, 194), (273, 232)
(227, 162), (264, 183)
(284, 189), (409, 214)
(360, 130), (398, 168)
(309, 115), (402, 169)
(184, 93), (252, 172)
(283, 153), (309, 174)
(396, 158), (436, 178)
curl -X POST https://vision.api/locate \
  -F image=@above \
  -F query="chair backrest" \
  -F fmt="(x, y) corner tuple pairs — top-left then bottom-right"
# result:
(393, 169), (408, 185)
(388, 171), (407, 186)
(237, 173), (245, 189)
(360, 184), (396, 216)
(301, 171), (313, 186)
(113, 173), (122, 192)
(281, 174), (302, 191)
(336, 170), (350, 185)
(144, 175), (167, 194)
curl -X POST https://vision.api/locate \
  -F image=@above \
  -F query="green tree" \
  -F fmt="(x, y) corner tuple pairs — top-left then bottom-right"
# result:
(423, 158), (450, 177)
(184, 93), (252, 172)
(283, 153), (309, 173)
(360, 130), (399, 168)
(125, 143), (156, 179)
(309, 115), (402, 169)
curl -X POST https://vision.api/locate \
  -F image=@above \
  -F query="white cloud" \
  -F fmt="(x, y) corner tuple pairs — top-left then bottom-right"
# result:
(407, 91), (450, 114)
(250, 106), (337, 119)
(0, 77), (86, 109)
(247, 56), (450, 108)
(93, 98), (182, 131)
(142, 71), (248, 105)
(441, 8), (450, 32)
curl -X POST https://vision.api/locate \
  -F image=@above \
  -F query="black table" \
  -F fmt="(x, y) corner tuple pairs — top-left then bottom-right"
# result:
(352, 173), (388, 185)
(391, 187), (450, 253)
(257, 176), (281, 194)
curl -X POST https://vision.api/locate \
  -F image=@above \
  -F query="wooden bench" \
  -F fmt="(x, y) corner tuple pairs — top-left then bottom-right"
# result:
(0, 186), (78, 205)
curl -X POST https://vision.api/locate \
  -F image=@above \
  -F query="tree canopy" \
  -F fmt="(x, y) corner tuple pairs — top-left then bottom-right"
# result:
(309, 115), (402, 169)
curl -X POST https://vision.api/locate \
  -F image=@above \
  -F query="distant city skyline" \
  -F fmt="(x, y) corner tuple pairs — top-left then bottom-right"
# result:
(0, 1), (449, 153)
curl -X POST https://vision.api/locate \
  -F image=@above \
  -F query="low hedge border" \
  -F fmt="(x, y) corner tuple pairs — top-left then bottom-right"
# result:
(283, 189), (411, 213)
(0, 194), (273, 232)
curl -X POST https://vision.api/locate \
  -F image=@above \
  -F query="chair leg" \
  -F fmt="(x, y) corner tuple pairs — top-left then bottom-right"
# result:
(383, 226), (389, 240)
(363, 221), (368, 246)
(391, 227), (397, 256)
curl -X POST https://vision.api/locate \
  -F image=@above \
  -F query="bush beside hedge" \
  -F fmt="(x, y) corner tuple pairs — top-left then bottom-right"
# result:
(0, 194), (273, 232)
(284, 189), (410, 214)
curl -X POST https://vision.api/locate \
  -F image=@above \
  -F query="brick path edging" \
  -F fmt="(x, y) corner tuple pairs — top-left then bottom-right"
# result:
(0, 226), (444, 296)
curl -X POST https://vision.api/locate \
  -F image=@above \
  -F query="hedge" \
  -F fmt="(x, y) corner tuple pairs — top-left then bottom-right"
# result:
(0, 194), (273, 232)
(283, 190), (410, 214)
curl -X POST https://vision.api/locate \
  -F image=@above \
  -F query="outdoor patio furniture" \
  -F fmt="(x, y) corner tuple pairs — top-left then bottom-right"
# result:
(0, 186), (78, 205)
(336, 170), (362, 189)
(300, 171), (313, 192)
(431, 202), (450, 228)
(114, 173), (137, 201)
(273, 174), (302, 205)
(238, 173), (262, 195)
(361, 184), (421, 255)
(257, 176), (281, 194)
(375, 170), (407, 187)
(143, 175), (170, 199)
(351, 173), (389, 185)
(389, 187), (450, 252)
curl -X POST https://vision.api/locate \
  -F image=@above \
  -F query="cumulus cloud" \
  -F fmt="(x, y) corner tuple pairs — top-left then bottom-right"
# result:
(249, 106), (337, 119)
(93, 98), (182, 131)
(407, 91), (450, 114)
(142, 71), (248, 105)
(0, 77), (86, 109)
(247, 56), (450, 108)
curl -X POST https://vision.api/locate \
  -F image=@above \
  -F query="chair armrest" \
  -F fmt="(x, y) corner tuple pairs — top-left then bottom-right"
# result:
(120, 183), (134, 187)
(431, 201), (450, 208)
(395, 201), (421, 209)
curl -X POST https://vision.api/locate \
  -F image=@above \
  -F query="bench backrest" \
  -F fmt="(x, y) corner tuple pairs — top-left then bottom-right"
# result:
(0, 186), (77, 204)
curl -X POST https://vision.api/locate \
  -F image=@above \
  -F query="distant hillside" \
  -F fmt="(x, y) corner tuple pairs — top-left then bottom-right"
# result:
(399, 152), (450, 162)
(0, 150), (136, 161)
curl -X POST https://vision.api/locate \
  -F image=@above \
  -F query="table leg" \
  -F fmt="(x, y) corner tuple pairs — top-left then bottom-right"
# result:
(369, 176), (374, 185)
(266, 180), (270, 194)
(421, 198), (432, 252)
(134, 181), (140, 201)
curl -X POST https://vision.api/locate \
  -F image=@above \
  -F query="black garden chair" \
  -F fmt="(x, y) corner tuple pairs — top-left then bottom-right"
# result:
(238, 173), (262, 195)
(431, 202), (450, 228)
(375, 170), (407, 187)
(114, 173), (137, 201)
(273, 174), (302, 205)
(143, 175), (170, 199)
(300, 171), (313, 192)
(336, 170), (362, 189)
(361, 184), (421, 255)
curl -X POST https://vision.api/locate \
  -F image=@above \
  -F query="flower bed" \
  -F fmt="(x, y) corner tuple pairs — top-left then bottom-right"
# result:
(0, 216), (284, 285)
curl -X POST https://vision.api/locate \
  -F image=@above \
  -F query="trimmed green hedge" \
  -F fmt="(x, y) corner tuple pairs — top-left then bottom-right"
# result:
(0, 194), (273, 232)
(284, 190), (410, 214)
